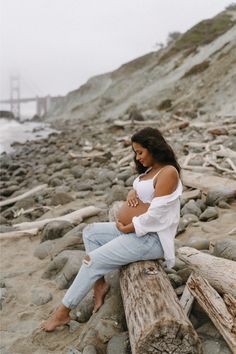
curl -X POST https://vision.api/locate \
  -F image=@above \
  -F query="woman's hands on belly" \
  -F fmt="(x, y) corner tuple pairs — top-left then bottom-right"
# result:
(116, 199), (149, 226)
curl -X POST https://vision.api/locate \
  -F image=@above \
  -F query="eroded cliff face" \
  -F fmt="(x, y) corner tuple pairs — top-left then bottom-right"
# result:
(46, 8), (236, 123)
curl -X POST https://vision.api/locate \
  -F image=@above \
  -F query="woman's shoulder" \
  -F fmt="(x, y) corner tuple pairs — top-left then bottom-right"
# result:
(155, 165), (179, 182)
(154, 165), (180, 196)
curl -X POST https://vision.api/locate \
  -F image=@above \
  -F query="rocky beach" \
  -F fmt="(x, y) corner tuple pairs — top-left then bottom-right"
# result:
(1, 7), (236, 354)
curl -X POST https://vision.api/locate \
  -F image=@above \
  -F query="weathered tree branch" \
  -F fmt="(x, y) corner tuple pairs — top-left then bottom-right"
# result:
(0, 184), (48, 208)
(177, 247), (236, 297)
(187, 273), (236, 353)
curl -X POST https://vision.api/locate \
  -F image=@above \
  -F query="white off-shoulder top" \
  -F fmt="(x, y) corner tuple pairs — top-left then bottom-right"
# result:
(132, 167), (183, 269)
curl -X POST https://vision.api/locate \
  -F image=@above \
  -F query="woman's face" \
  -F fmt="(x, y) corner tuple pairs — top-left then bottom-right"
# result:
(132, 142), (155, 167)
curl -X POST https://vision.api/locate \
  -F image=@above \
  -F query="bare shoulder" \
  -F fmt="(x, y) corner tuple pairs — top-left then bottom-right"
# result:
(154, 165), (179, 197)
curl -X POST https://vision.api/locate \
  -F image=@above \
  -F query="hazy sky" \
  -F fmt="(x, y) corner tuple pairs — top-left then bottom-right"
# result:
(0, 0), (234, 101)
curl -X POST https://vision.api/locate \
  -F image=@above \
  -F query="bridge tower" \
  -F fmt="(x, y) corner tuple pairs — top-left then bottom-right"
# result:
(10, 75), (21, 119)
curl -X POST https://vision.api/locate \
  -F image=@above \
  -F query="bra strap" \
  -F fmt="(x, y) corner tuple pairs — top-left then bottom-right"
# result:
(153, 166), (169, 179)
(153, 165), (178, 187)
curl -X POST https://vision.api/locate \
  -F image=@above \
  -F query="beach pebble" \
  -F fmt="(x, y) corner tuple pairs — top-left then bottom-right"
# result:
(97, 168), (115, 184)
(174, 239), (185, 250)
(66, 348), (82, 354)
(0, 185), (19, 197)
(181, 200), (202, 217)
(14, 197), (35, 209)
(0, 288), (7, 309)
(83, 345), (97, 354)
(105, 185), (127, 205)
(199, 207), (218, 221)
(195, 199), (207, 212)
(117, 170), (132, 182)
(213, 239), (236, 261)
(70, 167), (84, 179)
(176, 218), (186, 234)
(168, 274), (184, 288)
(94, 319), (122, 343)
(48, 177), (62, 187)
(107, 332), (130, 354)
(34, 224), (85, 260)
(34, 240), (54, 259)
(217, 200), (231, 209)
(31, 287), (52, 306)
(41, 250), (85, 289)
(41, 220), (74, 242)
(173, 258), (187, 271)
(177, 268), (192, 283)
(125, 175), (135, 187)
(197, 322), (231, 354)
(50, 192), (74, 206)
(206, 186), (236, 206)
(182, 213), (199, 226)
(74, 290), (94, 323)
(186, 237), (209, 250)
(175, 285), (186, 296)
(13, 167), (27, 177)
(77, 294), (125, 350)
(76, 181), (94, 191)
(180, 189), (201, 206)
(188, 156), (204, 166)
(68, 320), (81, 332)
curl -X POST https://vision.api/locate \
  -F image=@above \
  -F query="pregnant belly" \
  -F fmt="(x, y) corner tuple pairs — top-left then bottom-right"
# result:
(116, 200), (149, 225)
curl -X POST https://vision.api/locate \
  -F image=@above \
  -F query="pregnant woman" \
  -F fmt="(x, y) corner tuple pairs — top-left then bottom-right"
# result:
(42, 127), (182, 331)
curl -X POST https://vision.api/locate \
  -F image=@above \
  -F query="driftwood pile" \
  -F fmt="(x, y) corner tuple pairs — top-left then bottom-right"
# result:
(119, 247), (236, 354)
(178, 247), (236, 354)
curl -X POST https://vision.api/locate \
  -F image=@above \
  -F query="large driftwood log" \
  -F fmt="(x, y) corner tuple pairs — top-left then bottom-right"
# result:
(13, 206), (101, 231)
(120, 260), (202, 354)
(0, 184), (48, 207)
(177, 247), (236, 297)
(187, 273), (236, 353)
(181, 171), (236, 192)
(0, 228), (38, 240)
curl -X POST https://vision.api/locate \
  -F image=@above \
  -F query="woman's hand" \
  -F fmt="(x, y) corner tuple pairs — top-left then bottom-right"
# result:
(116, 220), (135, 234)
(127, 189), (139, 207)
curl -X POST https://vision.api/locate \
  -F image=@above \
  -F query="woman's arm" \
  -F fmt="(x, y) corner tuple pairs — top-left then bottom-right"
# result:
(116, 220), (135, 234)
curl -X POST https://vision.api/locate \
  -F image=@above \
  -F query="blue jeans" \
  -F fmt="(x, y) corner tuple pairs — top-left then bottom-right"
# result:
(62, 222), (164, 308)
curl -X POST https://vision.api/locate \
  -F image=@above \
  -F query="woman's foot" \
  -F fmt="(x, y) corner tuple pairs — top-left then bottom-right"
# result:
(93, 281), (110, 313)
(41, 304), (70, 332)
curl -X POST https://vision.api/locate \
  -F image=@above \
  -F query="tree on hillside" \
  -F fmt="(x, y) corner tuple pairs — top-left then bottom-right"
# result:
(167, 31), (182, 45)
(225, 3), (236, 10)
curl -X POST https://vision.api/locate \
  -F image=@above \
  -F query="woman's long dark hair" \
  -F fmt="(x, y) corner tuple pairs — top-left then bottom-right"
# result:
(131, 127), (181, 175)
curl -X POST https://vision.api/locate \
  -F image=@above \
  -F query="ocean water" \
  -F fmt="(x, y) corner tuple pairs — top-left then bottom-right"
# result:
(0, 118), (57, 154)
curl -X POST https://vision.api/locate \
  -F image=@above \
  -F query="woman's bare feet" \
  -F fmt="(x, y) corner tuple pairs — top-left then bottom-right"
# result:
(41, 304), (71, 332)
(93, 278), (110, 313)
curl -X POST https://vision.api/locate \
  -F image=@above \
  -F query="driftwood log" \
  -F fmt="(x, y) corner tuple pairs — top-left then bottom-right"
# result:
(181, 171), (236, 192)
(120, 260), (202, 354)
(13, 206), (101, 231)
(0, 184), (48, 208)
(0, 228), (38, 240)
(187, 273), (236, 353)
(177, 247), (236, 297)
(0, 207), (101, 240)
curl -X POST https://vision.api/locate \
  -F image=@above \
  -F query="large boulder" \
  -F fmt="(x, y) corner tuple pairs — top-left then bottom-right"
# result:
(213, 239), (236, 261)
(206, 187), (236, 206)
(41, 220), (74, 242)
(41, 250), (85, 289)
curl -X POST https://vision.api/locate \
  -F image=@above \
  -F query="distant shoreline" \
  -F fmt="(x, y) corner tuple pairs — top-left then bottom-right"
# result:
(0, 119), (57, 154)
